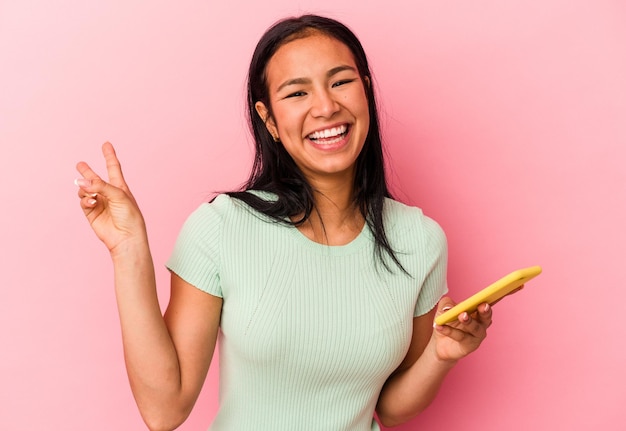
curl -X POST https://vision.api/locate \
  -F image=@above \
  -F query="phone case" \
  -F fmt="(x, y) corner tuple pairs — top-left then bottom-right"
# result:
(434, 266), (542, 326)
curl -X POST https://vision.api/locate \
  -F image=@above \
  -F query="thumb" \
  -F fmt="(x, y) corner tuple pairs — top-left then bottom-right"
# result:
(433, 297), (458, 327)
(436, 297), (456, 314)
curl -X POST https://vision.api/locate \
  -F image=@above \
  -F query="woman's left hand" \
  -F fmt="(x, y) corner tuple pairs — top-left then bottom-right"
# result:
(432, 297), (493, 362)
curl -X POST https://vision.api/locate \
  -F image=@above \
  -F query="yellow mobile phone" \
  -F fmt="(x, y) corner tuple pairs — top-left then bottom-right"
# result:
(434, 266), (542, 326)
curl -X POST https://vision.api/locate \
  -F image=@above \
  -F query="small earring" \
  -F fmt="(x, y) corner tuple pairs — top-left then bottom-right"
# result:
(273, 135), (280, 142)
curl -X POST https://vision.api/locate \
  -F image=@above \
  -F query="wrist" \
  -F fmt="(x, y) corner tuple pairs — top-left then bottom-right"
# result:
(109, 234), (151, 263)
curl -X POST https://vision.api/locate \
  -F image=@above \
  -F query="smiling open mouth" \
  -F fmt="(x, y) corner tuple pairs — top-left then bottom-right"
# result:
(307, 124), (349, 145)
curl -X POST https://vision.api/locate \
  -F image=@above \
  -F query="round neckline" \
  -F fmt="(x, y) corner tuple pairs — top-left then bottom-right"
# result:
(287, 220), (371, 256)
(241, 189), (372, 255)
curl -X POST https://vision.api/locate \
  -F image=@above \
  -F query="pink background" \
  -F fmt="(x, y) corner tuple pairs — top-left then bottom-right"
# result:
(1, 1), (624, 430)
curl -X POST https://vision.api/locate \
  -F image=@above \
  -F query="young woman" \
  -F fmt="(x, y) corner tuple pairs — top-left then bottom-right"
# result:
(75, 15), (492, 431)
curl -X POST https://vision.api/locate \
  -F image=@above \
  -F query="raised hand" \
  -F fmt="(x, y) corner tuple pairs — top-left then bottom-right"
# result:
(432, 297), (493, 362)
(75, 142), (147, 255)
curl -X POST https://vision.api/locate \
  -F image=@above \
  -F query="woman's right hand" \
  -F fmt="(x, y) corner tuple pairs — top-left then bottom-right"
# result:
(75, 142), (147, 256)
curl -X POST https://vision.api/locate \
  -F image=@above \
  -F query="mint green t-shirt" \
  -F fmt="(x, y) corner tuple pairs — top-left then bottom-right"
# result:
(166, 194), (448, 430)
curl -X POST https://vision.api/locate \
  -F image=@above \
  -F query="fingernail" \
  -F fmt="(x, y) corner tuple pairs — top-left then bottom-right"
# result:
(74, 178), (92, 187)
(87, 198), (97, 205)
(484, 303), (491, 313)
(441, 306), (452, 312)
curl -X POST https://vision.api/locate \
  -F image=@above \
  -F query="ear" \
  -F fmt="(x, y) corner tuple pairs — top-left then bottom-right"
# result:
(255, 101), (279, 141)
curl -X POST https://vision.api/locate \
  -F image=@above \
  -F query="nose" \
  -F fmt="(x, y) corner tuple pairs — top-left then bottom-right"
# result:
(310, 88), (340, 118)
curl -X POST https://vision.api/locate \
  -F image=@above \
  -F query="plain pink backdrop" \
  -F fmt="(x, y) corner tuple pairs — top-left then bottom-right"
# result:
(1, 1), (624, 430)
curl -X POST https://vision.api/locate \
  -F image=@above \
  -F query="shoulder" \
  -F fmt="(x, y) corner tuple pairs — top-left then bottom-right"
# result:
(383, 198), (424, 222)
(383, 198), (447, 249)
(178, 194), (248, 236)
(182, 192), (285, 240)
(173, 193), (274, 254)
(181, 194), (231, 225)
(384, 198), (444, 234)
(188, 193), (266, 220)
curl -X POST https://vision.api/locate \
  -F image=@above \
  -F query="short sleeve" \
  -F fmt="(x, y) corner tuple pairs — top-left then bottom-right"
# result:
(413, 217), (448, 317)
(166, 200), (224, 298)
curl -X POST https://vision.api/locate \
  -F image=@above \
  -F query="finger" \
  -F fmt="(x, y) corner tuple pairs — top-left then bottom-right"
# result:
(458, 311), (472, 324)
(476, 303), (493, 327)
(74, 173), (125, 202)
(460, 306), (493, 340)
(432, 297), (456, 328)
(76, 160), (101, 182)
(79, 193), (99, 210)
(102, 142), (128, 189)
(436, 297), (457, 313)
(438, 314), (484, 341)
(75, 151), (127, 201)
(439, 308), (485, 335)
(435, 322), (473, 343)
(458, 312), (485, 335)
(75, 160), (103, 196)
(76, 187), (98, 200)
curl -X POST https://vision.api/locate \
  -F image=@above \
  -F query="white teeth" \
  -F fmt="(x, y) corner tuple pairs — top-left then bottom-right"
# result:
(308, 125), (347, 140)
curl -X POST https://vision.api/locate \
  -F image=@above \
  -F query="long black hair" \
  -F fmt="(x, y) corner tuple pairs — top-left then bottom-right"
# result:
(227, 14), (406, 273)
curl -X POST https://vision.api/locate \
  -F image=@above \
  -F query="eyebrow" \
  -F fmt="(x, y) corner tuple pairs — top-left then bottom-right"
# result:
(276, 65), (358, 92)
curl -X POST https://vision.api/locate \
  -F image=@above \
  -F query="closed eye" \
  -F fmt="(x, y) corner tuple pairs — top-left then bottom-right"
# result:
(285, 91), (307, 98)
(332, 79), (356, 88)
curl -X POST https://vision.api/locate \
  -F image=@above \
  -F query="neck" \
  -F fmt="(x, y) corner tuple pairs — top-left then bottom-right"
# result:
(294, 173), (365, 246)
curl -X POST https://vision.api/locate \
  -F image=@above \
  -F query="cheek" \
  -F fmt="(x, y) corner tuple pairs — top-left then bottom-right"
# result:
(354, 90), (370, 118)
(274, 108), (305, 135)
(357, 100), (370, 129)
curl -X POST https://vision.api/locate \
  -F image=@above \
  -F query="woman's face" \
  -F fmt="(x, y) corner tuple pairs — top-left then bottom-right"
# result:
(256, 32), (370, 185)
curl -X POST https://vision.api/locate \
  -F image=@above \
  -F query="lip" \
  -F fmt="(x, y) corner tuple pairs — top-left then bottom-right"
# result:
(305, 123), (352, 152)
(305, 123), (352, 153)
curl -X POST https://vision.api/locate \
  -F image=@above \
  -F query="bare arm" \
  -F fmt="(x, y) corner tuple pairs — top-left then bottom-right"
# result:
(376, 297), (492, 427)
(75, 143), (221, 431)
(114, 251), (221, 430)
